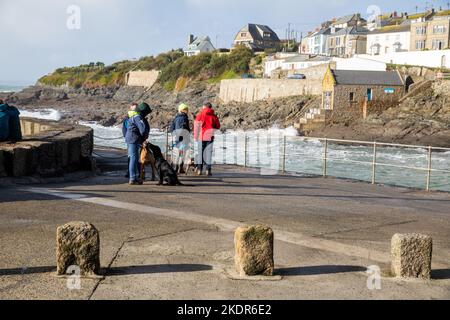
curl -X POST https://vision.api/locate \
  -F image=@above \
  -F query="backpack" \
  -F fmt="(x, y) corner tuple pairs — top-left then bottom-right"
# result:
(0, 104), (10, 141)
(6, 105), (22, 141)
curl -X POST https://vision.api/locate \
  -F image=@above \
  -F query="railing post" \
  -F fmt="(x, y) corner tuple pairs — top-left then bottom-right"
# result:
(223, 132), (227, 165)
(165, 127), (169, 160)
(244, 134), (248, 167)
(372, 142), (377, 185)
(323, 138), (328, 178)
(282, 135), (287, 173)
(426, 146), (432, 192)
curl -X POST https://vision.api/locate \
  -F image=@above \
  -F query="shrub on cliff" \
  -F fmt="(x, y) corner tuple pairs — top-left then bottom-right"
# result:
(158, 46), (254, 90)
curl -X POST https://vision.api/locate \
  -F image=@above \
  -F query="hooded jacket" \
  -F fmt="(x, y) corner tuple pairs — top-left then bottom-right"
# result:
(194, 108), (220, 142)
(124, 113), (150, 145)
(170, 112), (191, 144)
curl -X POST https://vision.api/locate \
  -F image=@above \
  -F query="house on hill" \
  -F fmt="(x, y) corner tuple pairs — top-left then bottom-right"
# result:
(184, 35), (215, 56)
(233, 24), (280, 52)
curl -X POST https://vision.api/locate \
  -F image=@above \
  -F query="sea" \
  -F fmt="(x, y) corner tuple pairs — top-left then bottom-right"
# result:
(0, 84), (28, 93)
(18, 109), (450, 192)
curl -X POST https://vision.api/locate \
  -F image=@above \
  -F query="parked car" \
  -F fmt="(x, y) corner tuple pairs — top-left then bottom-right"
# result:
(287, 74), (306, 79)
(242, 74), (256, 79)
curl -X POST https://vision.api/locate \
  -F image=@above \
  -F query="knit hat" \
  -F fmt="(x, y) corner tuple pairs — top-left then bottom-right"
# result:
(137, 102), (152, 116)
(178, 103), (189, 113)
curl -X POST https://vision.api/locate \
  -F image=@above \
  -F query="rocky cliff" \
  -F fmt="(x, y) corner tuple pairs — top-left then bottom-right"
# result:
(1, 83), (318, 131)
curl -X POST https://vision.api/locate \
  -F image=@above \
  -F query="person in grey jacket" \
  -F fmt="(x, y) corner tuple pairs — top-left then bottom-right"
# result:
(124, 103), (151, 185)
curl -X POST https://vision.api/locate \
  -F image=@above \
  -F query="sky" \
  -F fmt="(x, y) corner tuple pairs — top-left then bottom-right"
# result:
(1, 0), (449, 84)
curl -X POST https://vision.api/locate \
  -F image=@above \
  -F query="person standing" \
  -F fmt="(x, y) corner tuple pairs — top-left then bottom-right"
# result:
(122, 103), (139, 179)
(125, 102), (151, 185)
(194, 102), (220, 176)
(170, 103), (191, 174)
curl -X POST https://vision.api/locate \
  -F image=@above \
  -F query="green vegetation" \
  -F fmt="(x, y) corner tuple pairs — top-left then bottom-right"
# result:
(39, 46), (255, 91)
(39, 50), (184, 88)
(158, 46), (254, 87)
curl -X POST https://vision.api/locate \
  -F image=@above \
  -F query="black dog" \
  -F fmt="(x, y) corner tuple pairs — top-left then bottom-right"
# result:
(147, 143), (183, 186)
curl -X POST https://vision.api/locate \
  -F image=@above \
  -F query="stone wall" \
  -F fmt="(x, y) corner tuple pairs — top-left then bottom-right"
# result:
(126, 70), (159, 88)
(330, 84), (404, 123)
(0, 118), (94, 178)
(219, 79), (322, 103)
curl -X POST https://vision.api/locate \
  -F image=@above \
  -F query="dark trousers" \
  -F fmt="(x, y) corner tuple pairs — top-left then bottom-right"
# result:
(196, 140), (214, 171)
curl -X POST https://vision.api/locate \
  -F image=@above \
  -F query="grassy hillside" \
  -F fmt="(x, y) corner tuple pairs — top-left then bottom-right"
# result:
(38, 46), (258, 90)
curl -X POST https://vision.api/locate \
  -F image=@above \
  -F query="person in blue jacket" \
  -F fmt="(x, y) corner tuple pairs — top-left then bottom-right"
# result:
(170, 103), (191, 173)
(0, 99), (22, 142)
(122, 103), (138, 179)
(124, 102), (151, 185)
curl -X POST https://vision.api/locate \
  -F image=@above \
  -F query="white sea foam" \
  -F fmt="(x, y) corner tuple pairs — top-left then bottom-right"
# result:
(20, 109), (62, 121)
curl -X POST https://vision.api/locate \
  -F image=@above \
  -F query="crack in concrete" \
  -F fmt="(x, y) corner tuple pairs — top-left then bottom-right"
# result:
(313, 220), (419, 238)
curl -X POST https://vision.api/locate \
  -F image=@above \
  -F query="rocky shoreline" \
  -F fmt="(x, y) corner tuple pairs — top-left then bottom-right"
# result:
(1, 81), (449, 147)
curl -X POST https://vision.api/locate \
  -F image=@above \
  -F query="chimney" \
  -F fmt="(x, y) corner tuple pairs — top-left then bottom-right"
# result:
(188, 34), (194, 45)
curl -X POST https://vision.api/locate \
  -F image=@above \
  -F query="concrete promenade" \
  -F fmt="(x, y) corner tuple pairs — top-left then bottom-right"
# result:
(0, 148), (449, 299)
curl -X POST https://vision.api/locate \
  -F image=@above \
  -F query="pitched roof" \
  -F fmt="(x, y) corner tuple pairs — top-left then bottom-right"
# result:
(369, 24), (411, 34)
(284, 55), (331, 63)
(332, 70), (404, 86)
(330, 26), (369, 36)
(334, 14), (358, 25)
(241, 24), (280, 42)
(184, 36), (214, 52)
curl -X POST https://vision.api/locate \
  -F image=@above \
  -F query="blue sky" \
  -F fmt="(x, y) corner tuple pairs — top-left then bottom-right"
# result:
(1, 0), (449, 84)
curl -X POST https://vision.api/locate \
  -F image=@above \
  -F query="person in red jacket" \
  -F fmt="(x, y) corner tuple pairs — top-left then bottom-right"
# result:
(194, 102), (221, 176)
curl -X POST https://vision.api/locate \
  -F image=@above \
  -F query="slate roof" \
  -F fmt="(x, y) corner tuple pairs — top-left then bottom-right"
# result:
(184, 36), (215, 52)
(332, 70), (404, 86)
(240, 24), (280, 42)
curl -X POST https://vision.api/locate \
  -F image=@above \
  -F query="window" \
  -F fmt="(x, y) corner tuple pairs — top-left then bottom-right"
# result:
(241, 32), (247, 37)
(415, 40), (426, 50)
(432, 39), (445, 50)
(433, 25), (447, 34)
(263, 32), (271, 38)
(416, 26), (427, 35)
(349, 92), (355, 102)
(336, 37), (341, 46)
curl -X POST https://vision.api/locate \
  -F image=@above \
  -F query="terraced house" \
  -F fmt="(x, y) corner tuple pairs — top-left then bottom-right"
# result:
(367, 24), (411, 55)
(327, 26), (369, 57)
(410, 10), (450, 51)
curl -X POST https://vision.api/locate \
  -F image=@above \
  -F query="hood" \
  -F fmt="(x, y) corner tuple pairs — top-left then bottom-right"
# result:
(202, 108), (215, 116)
(0, 104), (8, 112)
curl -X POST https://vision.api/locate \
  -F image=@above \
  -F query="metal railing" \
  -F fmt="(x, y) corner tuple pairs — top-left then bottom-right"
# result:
(211, 133), (450, 192)
(99, 128), (449, 192)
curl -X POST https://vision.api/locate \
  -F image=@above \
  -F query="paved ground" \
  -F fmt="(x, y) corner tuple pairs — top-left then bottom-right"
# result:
(0, 148), (449, 300)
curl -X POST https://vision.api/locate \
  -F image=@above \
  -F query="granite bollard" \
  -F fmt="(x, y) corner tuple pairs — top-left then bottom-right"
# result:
(391, 233), (432, 279)
(235, 225), (274, 276)
(56, 221), (100, 276)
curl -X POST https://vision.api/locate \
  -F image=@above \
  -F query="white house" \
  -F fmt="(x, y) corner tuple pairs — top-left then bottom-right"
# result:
(264, 53), (299, 77)
(282, 55), (331, 71)
(367, 24), (411, 55)
(184, 35), (215, 56)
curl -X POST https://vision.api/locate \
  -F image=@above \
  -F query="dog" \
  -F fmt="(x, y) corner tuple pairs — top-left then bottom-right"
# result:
(184, 158), (196, 175)
(140, 143), (157, 181)
(147, 143), (183, 186)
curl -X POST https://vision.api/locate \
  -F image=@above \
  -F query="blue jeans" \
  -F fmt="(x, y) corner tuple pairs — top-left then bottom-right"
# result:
(128, 144), (142, 182)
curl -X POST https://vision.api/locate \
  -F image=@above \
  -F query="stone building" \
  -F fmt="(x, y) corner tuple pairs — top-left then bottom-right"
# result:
(322, 67), (407, 118)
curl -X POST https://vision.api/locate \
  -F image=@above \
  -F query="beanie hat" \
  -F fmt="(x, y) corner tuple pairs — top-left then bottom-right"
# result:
(138, 102), (152, 116)
(178, 103), (189, 113)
